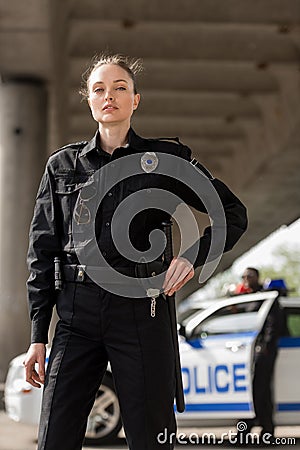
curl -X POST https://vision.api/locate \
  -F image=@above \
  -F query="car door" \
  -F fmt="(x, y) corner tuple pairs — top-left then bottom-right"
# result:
(274, 298), (300, 425)
(178, 291), (279, 420)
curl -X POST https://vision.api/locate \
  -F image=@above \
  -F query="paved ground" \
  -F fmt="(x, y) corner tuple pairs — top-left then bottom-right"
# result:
(1, 411), (300, 450)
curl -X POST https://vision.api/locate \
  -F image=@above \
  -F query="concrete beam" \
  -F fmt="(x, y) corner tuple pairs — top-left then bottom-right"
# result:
(133, 116), (250, 139)
(251, 66), (300, 161)
(69, 20), (299, 62)
(0, 0), (51, 78)
(0, 0), (49, 29)
(70, 0), (300, 25)
(70, 89), (262, 118)
(221, 59), (300, 266)
(70, 58), (280, 93)
(70, 113), (248, 138)
(225, 129), (300, 269)
(0, 31), (51, 78)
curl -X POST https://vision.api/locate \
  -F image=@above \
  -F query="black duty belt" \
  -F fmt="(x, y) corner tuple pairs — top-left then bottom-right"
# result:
(62, 260), (166, 285)
(63, 264), (136, 284)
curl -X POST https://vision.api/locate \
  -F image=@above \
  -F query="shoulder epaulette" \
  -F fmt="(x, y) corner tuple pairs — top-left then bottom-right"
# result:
(190, 158), (214, 180)
(150, 136), (183, 145)
(51, 141), (88, 156)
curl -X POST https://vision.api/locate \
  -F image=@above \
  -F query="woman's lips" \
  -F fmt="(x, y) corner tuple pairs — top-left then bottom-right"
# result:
(103, 105), (118, 111)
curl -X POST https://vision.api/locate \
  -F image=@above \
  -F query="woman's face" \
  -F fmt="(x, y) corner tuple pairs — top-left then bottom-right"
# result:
(88, 64), (140, 127)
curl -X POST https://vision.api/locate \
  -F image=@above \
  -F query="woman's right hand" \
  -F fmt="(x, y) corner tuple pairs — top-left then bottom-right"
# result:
(23, 343), (46, 388)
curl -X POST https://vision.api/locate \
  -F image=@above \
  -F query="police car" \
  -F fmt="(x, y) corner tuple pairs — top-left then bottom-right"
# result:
(4, 289), (300, 444)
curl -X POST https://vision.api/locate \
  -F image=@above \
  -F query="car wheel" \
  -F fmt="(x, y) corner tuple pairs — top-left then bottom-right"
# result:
(84, 374), (122, 445)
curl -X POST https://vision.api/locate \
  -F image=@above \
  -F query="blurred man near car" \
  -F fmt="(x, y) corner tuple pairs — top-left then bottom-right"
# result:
(235, 267), (263, 295)
(237, 267), (281, 442)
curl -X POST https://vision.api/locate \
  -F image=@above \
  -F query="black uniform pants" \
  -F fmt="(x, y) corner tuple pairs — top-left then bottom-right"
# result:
(241, 350), (277, 437)
(38, 281), (176, 450)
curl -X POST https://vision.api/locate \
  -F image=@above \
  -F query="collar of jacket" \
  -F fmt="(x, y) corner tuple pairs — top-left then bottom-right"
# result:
(79, 127), (148, 157)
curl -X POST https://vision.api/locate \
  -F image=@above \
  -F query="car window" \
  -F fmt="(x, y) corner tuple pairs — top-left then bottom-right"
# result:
(191, 300), (263, 339)
(284, 307), (300, 337)
(178, 308), (202, 324)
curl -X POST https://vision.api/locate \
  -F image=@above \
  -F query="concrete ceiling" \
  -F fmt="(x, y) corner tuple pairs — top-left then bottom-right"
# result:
(1, 0), (300, 288)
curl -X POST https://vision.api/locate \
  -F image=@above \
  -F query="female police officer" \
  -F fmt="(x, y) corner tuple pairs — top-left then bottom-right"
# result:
(23, 54), (247, 450)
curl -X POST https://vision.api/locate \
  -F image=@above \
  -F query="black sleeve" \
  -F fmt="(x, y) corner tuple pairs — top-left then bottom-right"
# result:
(26, 163), (61, 344)
(175, 145), (248, 269)
(263, 298), (282, 351)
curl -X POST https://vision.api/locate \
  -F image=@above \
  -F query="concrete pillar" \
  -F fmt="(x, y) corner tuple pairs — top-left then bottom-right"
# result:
(0, 79), (47, 381)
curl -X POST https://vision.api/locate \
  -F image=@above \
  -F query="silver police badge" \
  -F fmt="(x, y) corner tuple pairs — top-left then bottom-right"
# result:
(140, 152), (159, 173)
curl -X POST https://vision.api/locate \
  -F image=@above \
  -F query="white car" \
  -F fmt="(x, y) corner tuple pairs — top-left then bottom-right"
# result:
(5, 290), (300, 445)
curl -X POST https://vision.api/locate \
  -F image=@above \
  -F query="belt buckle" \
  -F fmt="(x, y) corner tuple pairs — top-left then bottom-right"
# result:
(76, 265), (86, 282)
(146, 288), (160, 298)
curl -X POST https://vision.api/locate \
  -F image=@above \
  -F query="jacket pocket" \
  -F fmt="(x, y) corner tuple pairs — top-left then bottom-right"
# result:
(55, 175), (95, 194)
(55, 175), (96, 236)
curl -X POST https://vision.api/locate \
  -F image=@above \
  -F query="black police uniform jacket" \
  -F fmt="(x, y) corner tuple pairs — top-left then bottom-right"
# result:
(27, 128), (248, 343)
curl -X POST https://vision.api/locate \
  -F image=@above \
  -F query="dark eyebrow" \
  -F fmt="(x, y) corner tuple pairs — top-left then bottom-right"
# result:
(93, 79), (128, 85)
(113, 79), (128, 84)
